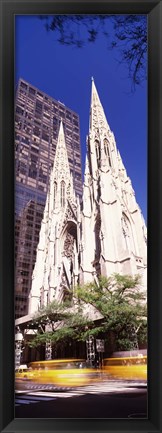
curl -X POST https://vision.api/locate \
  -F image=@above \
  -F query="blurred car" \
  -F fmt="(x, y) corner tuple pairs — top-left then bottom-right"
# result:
(103, 355), (147, 381)
(15, 364), (35, 381)
(27, 359), (101, 388)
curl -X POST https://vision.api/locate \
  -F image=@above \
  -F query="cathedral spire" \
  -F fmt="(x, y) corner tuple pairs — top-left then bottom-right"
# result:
(90, 78), (111, 136)
(84, 154), (90, 186)
(88, 79), (114, 184)
(83, 154), (92, 217)
(51, 119), (70, 182)
(28, 120), (78, 314)
(49, 120), (75, 213)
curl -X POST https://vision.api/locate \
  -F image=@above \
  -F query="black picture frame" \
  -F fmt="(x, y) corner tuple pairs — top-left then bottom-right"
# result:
(0, 0), (161, 432)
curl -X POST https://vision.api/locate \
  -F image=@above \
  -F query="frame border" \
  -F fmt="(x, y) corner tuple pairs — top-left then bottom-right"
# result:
(0, 1), (162, 432)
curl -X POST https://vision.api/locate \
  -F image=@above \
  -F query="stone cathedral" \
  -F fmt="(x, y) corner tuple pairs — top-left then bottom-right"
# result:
(28, 79), (147, 315)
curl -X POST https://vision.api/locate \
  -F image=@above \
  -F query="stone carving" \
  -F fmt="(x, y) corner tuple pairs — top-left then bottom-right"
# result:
(64, 232), (75, 259)
(63, 205), (77, 227)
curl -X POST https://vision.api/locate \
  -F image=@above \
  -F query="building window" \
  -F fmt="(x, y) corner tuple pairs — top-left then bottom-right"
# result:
(16, 106), (24, 116)
(37, 92), (43, 99)
(66, 111), (72, 121)
(33, 126), (41, 137)
(29, 87), (35, 95)
(54, 182), (57, 209)
(121, 213), (136, 254)
(20, 81), (27, 90)
(95, 140), (100, 166)
(60, 181), (65, 207)
(42, 132), (49, 142)
(29, 167), (37, 179)
(104, 139), (111, 166)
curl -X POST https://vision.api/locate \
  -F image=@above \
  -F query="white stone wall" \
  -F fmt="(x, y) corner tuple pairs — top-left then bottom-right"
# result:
(28, 80), (147, 316)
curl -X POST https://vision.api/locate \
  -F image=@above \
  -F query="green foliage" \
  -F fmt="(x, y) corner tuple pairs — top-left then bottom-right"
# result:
(75, 273), (147, 350)
(77, 326), (104, 342)
(137, 323), (147, 345)
(27, 273), (147, 351)
(27, 301), (92, 349)
(32, 299), (73, 323)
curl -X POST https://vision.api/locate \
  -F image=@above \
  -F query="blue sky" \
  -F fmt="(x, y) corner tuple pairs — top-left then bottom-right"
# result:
(15, 15), (147, 223)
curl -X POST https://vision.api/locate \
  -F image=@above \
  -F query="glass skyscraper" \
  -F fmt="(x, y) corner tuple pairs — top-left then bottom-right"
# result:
(15, 78), (82, 318)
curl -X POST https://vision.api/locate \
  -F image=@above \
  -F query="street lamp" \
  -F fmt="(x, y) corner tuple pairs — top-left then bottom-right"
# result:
(15, 328), (23, 369)
(86, 335), (95, 366)
(45, 340), (52, 360)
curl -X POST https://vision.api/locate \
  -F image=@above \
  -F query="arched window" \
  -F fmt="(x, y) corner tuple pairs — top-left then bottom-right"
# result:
(95, 140), (100, 167)
(104, 138), (111, 166)
(60, 180), (65, 207)
(53, 181), (57, 209)
(121, 213), (135, 253)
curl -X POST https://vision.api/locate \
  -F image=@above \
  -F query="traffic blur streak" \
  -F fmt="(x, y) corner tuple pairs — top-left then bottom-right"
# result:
(15, 359), (102, 390)
(102, 356), (147, 381)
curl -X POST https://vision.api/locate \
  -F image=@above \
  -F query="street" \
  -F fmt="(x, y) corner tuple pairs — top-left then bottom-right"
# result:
(15, 380), (147, 418)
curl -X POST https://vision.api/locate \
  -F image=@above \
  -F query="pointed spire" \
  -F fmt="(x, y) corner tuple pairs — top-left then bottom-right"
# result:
(58, 118), (64, 140)
(83, 154), (92, 217)
(48, 120), (76, 213)
(56, 119), (66, 154)
(51, 120), (71, 182)
(84, 154), (90, 186)
(90, 78), (111, 136)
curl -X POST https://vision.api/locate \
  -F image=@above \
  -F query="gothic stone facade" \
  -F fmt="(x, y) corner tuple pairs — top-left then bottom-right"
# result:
(28, 79), (147, 315)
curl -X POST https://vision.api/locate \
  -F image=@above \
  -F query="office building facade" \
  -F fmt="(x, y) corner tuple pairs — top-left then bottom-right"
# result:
(15, 78), (82, 318)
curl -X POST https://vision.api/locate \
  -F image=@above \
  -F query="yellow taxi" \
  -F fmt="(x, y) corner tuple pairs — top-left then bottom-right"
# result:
(28, 359), (100, 388)
(15, 364), (35, 381)
(103, 355), (147, 380)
